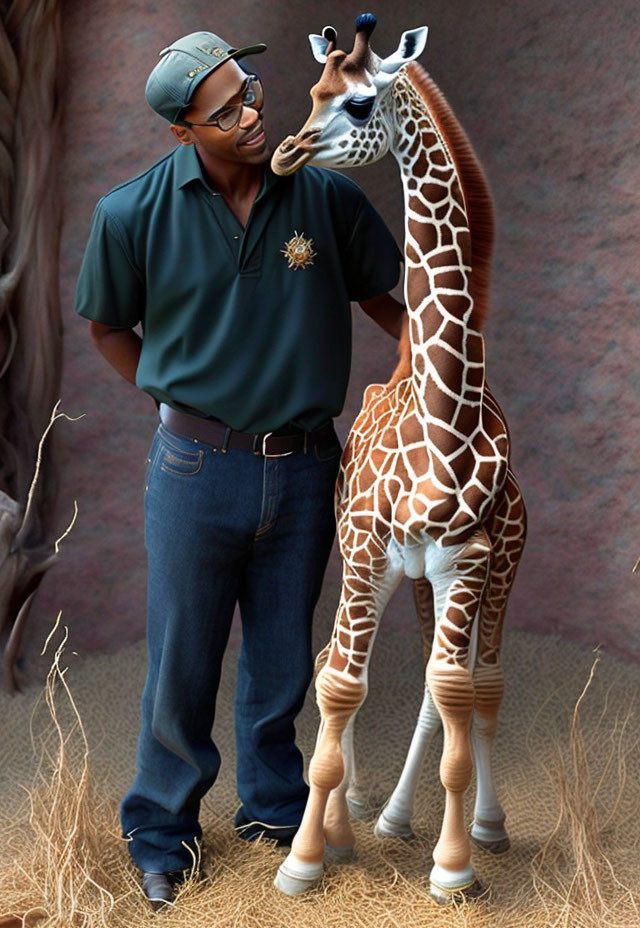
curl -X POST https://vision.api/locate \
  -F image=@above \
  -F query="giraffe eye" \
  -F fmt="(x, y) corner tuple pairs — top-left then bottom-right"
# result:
(344, 96), (375, 122)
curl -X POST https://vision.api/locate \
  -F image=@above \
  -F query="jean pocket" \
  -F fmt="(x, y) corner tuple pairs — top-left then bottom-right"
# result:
(157, 427), (204, 476)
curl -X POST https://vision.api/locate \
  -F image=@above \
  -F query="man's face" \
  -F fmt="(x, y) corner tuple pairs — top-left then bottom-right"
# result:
(173, 60), (269, 165)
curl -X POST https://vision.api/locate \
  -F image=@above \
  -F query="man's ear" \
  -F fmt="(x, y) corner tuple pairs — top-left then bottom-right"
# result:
(170, 124), (194, 146)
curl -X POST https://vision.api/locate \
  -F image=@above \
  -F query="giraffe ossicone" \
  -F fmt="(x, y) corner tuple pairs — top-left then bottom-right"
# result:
(271, 14), (526, 904)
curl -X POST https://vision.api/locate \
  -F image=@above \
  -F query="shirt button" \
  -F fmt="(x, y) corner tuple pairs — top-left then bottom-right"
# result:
(233, 235), (239, 240)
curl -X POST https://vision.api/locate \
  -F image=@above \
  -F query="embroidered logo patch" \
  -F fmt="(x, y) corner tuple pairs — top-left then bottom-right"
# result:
(281, 231), (316, 270)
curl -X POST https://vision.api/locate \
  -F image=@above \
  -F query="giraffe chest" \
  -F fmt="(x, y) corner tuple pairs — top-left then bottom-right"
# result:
(337, 382), (507, 549)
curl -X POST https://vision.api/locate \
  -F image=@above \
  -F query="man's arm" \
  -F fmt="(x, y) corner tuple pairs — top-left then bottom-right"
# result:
(358, 292), (405, 340)
(89, 321), (142, 385)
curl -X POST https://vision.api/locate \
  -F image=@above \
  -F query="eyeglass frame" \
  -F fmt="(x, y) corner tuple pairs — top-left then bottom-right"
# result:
(176, 73), (263, 131)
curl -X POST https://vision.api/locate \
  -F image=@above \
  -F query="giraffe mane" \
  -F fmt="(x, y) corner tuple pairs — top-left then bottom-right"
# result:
(405, 62), (495, 332)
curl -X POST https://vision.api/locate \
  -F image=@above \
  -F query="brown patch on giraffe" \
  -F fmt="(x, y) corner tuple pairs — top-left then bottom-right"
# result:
(413, 150), (432, 178)
(405, 264), (428, 305)
(426, 342), (464, 388)
(440, 318), (463, 345)
(381, 427), (399, 450)
(428, 447), (457, 491)
(430, 147), (447, 166)
(438, 291), (473, 319)
(449, 205), (468, 229)
(421, 182), (448, 204)
(426, 389), (459, 434)
(466, 364), (485, 389)
(405, 240), (422, 265)
(434, 269), (467, 292)
(467, 330), (485, 363)
(429, 247), (463, 269)
(404, 445), (429, 478)
(462, 483), (487, 514)
(470, 430), (494, 457)
(423, 420), (460, 458)
(369, 445), (388, 469)
(398, 411), (424, 443)
(451, 589), (477, 607)
(453, 403), (481, 438)
(451, 445), (477, 483)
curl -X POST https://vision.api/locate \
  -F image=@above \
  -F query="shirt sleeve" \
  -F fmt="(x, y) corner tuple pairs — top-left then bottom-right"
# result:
(342, 192), (402, 302)
(74, 201), (145, 328)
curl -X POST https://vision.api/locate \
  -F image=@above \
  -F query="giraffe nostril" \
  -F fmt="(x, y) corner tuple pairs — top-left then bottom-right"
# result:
(301, 128), (321, 141)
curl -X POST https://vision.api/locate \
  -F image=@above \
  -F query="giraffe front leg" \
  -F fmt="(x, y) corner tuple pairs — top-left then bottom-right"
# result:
(275, 666), (366, 895)
(426, 529), (491, 904)
(275, 554), (402, 895)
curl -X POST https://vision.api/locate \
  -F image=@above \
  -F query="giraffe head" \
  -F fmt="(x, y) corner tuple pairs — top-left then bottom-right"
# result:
(271, 13), (428, 175)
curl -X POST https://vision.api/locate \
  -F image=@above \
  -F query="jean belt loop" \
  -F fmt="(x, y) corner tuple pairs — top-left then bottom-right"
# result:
(222, 427), (232, 454)
(303, 430), (308, 455)
(252, 433), (261, 456)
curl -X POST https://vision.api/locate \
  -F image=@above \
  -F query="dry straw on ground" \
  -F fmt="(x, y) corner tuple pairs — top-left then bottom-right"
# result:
(0, 620), (638, 927)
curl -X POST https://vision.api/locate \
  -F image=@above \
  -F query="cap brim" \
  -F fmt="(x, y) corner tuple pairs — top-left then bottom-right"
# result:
(228, 43), (267, 61)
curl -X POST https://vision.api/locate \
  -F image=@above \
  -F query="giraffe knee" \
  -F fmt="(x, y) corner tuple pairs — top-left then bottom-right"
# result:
(427, 662), (474, 791)
(309, 668), (366, 793)
(315, 666), (366, 721)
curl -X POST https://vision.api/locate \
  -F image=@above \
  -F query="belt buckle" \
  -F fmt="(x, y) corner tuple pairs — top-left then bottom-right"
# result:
(262, 431), (294, 458)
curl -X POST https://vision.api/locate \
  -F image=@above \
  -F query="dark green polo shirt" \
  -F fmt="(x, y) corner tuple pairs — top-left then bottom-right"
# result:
(75, 144), (401, 432)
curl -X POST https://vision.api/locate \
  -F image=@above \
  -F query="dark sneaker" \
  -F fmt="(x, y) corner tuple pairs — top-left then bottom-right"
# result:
(141, 871), (175, 909)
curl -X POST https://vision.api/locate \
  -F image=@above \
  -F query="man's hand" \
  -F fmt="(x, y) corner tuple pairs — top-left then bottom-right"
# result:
(358, 292), (405, 339)
(89, 321), (142, 385)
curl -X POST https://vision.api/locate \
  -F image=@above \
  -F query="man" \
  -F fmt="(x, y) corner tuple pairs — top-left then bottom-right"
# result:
(75, 30), (404, 908)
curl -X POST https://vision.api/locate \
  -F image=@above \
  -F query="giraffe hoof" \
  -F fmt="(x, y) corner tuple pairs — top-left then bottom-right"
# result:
(274, 855), (324, 896)
(470, 832), (511, 855)
(325, 843), (354, 862)
(469, 821), (511, 855)
(374, 808), (415, 840)
(429, 878), (486, 906)
(346, 794), (369, 819)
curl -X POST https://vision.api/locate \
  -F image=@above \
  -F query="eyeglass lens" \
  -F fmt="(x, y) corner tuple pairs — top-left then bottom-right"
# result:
(216, 77), (263, 130)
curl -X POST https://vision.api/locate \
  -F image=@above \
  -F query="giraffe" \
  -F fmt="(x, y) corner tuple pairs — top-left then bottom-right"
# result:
(270, 14), (526, 903)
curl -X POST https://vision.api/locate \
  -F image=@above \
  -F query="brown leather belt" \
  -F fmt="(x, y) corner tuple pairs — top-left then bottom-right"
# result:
(159, 403), (334, 457)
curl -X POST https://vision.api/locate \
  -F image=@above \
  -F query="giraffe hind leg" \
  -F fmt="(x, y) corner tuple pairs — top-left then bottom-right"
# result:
(375, 577), (439, 839)
(470, 470), (526, 855)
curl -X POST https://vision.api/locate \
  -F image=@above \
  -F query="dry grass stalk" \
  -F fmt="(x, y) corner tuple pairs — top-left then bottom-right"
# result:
(2, 614), (118, 926)
(530, 656), (640, 928)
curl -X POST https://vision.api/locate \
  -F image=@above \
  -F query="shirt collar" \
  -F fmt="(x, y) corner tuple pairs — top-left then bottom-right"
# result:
(174, 143), (282, 202)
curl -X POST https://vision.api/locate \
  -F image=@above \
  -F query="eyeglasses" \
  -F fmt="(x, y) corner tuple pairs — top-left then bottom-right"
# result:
(178, 74), (263, 131)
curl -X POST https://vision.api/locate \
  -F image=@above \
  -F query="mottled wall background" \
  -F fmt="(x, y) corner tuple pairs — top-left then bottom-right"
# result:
(21, 0), (640, 679)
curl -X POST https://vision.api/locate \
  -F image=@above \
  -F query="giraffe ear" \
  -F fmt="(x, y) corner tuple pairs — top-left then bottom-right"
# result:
(309, 33), (330, 63)
(379, 26), (428, 73)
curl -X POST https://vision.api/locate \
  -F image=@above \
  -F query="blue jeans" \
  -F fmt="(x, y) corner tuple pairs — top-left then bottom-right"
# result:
(120, 421), (340, 872)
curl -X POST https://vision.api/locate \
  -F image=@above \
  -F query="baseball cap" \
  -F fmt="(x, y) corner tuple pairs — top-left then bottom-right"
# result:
(145, 31), (267, 123)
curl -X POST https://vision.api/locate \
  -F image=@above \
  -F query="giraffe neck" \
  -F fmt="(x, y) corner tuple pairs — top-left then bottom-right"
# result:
(389, 65), (492, 440)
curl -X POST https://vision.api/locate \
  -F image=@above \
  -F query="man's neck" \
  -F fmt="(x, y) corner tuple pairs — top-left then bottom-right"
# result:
(197, 149), (262, 198)
(195, 148), (264, 227)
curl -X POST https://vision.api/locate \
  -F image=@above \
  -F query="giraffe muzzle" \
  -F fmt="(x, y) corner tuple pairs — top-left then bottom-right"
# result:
(271, 128), (323, 175)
